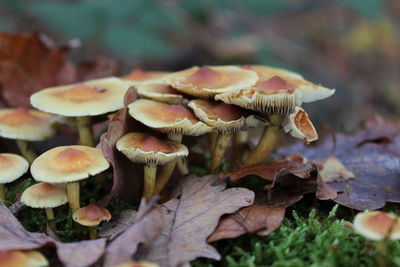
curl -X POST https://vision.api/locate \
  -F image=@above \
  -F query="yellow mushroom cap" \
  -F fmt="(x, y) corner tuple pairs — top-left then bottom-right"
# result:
(112, 261), (159, 267)
(31, 145), (110, 183)
(137, 82), (189, 105)
(188, 99), (266, 134)
(72, 204), (111, 227)
(116, 133), (188, 165)
(30, 77), (129, 117)
(164, 65), (258, 98)
(123, 69), (169, 85)
(243, 65), (304, 79)
(0, 153), (29, 184)
(21, 182), (68, 208)
(353, 211), (400, 241)
(283, 107), (318, 143)
(0, 108), (56, 141)
(128, 99), (212, 136)
(0, 250), (48, 267)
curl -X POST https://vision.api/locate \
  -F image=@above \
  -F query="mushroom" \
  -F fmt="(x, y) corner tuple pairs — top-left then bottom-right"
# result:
(0, 250), (48, 267)
(128, 99), (212, 193)
(30, 77), (129, 146)
(72, 204), (111, 239)
(353, 211), (400, 241)
(283, 107), (318, 144)
(215, 65), (334, 166)
(0, 108), (56, 163)
(112, 261), (159, 267)
(123, 69), (169, 85)
(136, 82), (190, 105)
(164, 65), (258, 99)
(116, 132), (188, 200)
(21, 182), (68, 229)
(30, 145), (110, 212)
(0, 153), (29, 201)
(188, 99), (266, 173)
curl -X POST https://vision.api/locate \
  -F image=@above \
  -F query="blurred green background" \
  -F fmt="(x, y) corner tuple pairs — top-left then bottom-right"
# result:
(1, 0), (399, 132)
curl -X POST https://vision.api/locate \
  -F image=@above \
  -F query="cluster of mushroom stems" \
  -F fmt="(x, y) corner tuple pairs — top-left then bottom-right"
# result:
(0, 64), (334, 240)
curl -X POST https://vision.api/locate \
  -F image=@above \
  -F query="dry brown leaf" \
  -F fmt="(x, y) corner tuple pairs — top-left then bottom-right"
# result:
(136, 174), (254, 267)
(318, 155), (355, 183)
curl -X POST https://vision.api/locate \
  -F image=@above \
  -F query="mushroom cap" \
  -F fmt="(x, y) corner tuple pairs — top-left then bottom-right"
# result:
(31, 145), (110, 183)
(353, 211), (400, 241)
(283, 107), (318, 143)
(123, 69), (169, 85)
(112, 261), (159, 267)
(243, 65), (304, 79)
(21, 182), (68, 208)
(72, 204), (111, 227)
(0, 250), (48, 267)
(30, 77), (129, 117)
(128, 99), (212, 136)
(188, 99), (266, 134)
(0, 153), (29, 184)
(0, 108), (56, 141)
(137, 82), (189, 105)
(116, 133), (188, 165)
(164, 65), (258, 98)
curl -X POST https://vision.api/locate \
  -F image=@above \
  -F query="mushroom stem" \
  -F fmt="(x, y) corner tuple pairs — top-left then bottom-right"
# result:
(242, 115), (282, 166)
(0, 184), (5, 201)
(77, 116), (94, 147)
(45, 207), (56, 229)
(144, 164), (157, 200)
(67, 182), (80, 212)
(210, 133), (232, 173)
(208, 132), (219, 153)
(177, 157), (189, 175)
(155, 133), (183, 195)
(89, 227), (97, 240)
(232, 130), (248, 163)
(16, 140), (37, 164)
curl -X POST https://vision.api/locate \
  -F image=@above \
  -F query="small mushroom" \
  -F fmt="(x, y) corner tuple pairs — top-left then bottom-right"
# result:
(116, 132), (188, 200)
(72, 204), (111, 239)
(188, 99), (266, 173)
(128, 99), (212, 194)
(30, 77), (129, 146)
(353, 211), (400, 241)
(123, 69), (169, 85)
(112, 261), (159, 267)
(0, 153), (29, 201)
(30, 145), (110, 212)
(21, 182), (68, 229)
(283, 107), (318, 144)
(0, 250), (48, 267)
(164, 65), (258, 99)
(137, 82), (190, 105)
(0, 108), (57, 163)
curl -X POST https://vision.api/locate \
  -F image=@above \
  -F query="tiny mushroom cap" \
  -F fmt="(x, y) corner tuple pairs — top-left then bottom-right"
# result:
(72, 204), (111, 227)
(128, 99), (213, 136)
(123, 69), (169, 85)
(117, 133), (188, 165)
(31, 145), (110, 183)
(0, 250), (48, 267)
(164, 65), (258, 99)
(0, 153), (29, 184)
(283, 107), (318, 143)
(0, 108), (56, 141)
(136, 82), (190, 105)
(188, 99), (266, 134)
(112, 261), (159, 267)
(21, 182), (68, 208)
(30, 77), (130, 117)
(353, 211), (400, 241)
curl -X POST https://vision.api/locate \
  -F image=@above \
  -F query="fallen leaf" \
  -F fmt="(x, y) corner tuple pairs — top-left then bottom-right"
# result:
(317, 155), (355, 183)
(99, 209), (137, 239)
(136, 174), (255, 267)
(56, 239), (107, 267)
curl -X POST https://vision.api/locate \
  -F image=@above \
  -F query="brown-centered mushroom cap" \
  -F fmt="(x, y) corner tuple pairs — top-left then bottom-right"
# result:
(283, 107), (318, 143)
(136, 82), (190, 105)
(30, 77), (129, 117)
(21, 182), (68, 208)
(188, 99), (266, 134)
(353, 211), (400, 240)
(0, 108), (56, 141)
(0, 153), (29, 184)
(112, 262), (159, 267)
(242, 65), (304, 79)
(116, 132), (188, 165)
(164, 65), (258, 99)
(123, 69), (169, 85)
(0, 250), (48, 267)
(72, 204), (111, 227)
(31, 145), (110, 183)
(128, 99), (212, 136)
